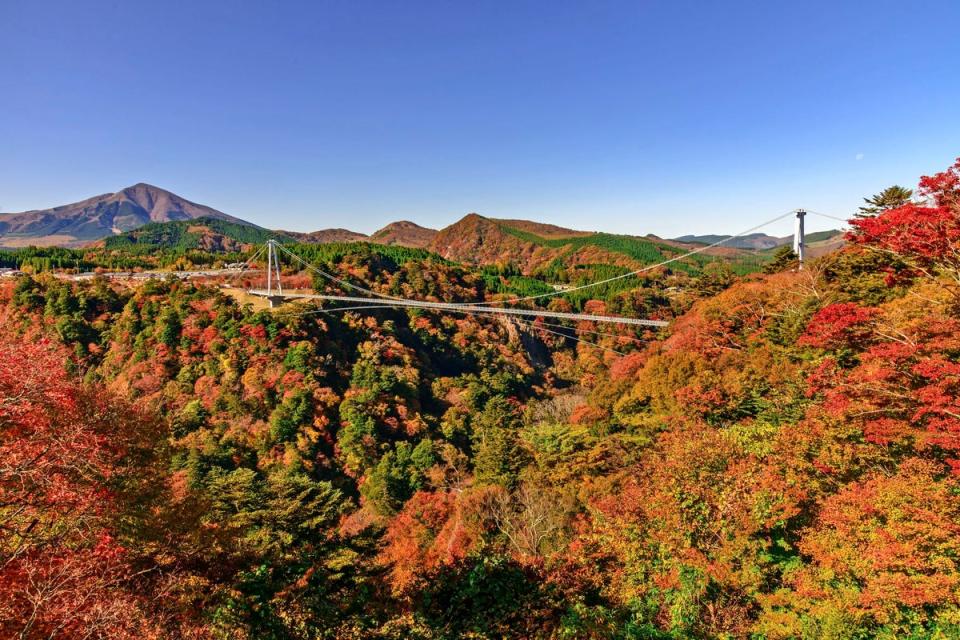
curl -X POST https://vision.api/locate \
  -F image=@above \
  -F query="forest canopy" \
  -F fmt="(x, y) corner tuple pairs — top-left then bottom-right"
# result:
(2, 158), (960, 639)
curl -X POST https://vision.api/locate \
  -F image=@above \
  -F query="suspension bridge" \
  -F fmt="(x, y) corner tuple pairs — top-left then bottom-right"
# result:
(244, 237), (671, 327)
(248, 288), (670, 327)
(240, 208), (831, 330)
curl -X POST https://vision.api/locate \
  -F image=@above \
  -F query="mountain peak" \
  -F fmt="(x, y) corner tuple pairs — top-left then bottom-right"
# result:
(118, 182), (171, 198)
(0, 184), (248, 248)
(371, 220), (437, 248)
(124, 181), (163, 190)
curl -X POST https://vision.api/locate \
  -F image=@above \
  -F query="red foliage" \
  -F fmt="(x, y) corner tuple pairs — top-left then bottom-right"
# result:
(674, 383), (727, 417)
(850, 203), (960, 267)
(240, 323), (268, 342)
(582, 300), (607, 315)
(609, 351), (647, 381)
(380, 491), (463, 595)
(849, 157), (960, 288)
(919, 156), (960, 207)
(807, 316), (960, 468)
(1, 534), (160, 639)
(379, 487), (496, 596)
(569, 404), (609, 425)
(799, 303), (879, 350)
(0, 337), (160, 638)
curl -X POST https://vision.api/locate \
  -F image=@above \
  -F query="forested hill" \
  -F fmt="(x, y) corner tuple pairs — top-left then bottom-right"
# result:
(103, 216), (292, 252)
(3, 157), (960, 639)
(425, 213), (773, 275)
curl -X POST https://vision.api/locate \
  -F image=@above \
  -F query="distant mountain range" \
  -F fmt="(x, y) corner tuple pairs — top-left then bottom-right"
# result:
(672, 232), (789, 250)
(673, 230), (844, 250)
(0, 184), (844, 269)
(0, 183), (443, 251)
(280, 220), (439, 247)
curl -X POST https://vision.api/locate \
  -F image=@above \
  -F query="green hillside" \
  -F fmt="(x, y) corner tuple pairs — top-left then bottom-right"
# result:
(805, 229), (844, 243)
(499, 223), (772, 276)
(103, 216), (290, 251)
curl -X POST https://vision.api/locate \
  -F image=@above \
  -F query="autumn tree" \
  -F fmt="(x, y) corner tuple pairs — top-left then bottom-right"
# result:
(0, 338), (166, 638)
(850, 157), (960, 293)
(760, 459), (960, 638)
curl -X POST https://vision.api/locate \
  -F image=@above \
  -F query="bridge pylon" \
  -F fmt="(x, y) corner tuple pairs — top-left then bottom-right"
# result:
(265, 239), (284, 304)
(793, 209), (806, 270)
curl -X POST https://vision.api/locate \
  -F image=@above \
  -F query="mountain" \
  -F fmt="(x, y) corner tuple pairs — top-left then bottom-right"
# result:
(370, 221), (437, 248)
(278, 221), (437, 249)
(489, 219), (592, 240)
(98, 218), (434, 255)
(2, 183), (844, 272)
(0, 183), (248, 248)
(426, 213), (734, 274)
(804, 229), (847, 258)
(284, 228), (369, 244)
(674, 229), (844, 250)
(673, 232), (786, 250)
(804, 229), (846, 243)
(428, 213), (561, 269)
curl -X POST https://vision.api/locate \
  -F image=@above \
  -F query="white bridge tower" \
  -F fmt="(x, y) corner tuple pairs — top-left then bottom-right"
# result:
(793, 209), (806, 269)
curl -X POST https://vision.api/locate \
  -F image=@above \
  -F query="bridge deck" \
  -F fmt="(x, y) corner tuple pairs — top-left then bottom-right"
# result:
(246, 290), (669, 327)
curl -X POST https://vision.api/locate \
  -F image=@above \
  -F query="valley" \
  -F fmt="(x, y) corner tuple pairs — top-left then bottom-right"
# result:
(4, 158), (960, 638)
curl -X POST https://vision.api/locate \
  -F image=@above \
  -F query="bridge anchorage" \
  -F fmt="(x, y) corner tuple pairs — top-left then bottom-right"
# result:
(247, 239), (669, 327)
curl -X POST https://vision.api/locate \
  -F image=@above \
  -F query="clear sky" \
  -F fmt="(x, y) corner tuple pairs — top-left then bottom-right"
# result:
(2, 0), (958, 238)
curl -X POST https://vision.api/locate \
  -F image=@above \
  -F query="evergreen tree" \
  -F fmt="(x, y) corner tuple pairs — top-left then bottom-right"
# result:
(856, 185), (913, 219)
(472, 396), (527, 488)
(763, 245), (798, 273)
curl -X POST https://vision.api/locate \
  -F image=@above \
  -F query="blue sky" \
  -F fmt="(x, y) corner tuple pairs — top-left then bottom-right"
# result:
(2, 0), (958, 238)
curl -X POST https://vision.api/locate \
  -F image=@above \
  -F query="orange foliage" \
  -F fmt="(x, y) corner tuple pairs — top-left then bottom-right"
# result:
(380, 486), (498, 596)
(767, 459), (960, 629)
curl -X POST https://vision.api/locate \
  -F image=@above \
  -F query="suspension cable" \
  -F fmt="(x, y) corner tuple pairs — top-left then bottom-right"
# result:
(806, 210), (851, 224)
(265, 208), (799, 311)
(273, 242), (406, 301)
(442, 209), (800, 308)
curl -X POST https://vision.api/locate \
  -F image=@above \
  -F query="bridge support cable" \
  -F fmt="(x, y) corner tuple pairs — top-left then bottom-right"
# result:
(242, 243), (267, 274)
(215, 243), (267, 288)
(272, 241), (406, 302)
(806, 210), (852, 224)
(249, 208), (806, 325)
